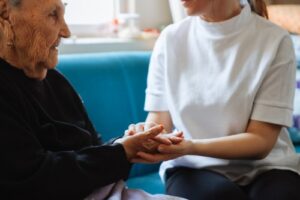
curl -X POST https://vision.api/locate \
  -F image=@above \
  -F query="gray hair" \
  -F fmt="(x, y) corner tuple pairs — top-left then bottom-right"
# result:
(9, 0), (21, 6)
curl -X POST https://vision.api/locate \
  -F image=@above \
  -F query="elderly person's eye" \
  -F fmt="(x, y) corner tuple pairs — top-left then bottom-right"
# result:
(49, 10), (58, 18)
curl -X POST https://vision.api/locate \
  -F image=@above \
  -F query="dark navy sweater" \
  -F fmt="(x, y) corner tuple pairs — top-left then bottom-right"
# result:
(0, 59), (131, 200)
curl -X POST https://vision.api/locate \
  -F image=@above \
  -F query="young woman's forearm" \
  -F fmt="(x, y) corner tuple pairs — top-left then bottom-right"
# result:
(158, 120), (282, 159)
(146, 111), (173, 133)
(190, 132), (277, 160)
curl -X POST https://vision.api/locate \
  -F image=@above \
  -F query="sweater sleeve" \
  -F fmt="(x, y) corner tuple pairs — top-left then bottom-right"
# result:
(0, 94), (132, 200)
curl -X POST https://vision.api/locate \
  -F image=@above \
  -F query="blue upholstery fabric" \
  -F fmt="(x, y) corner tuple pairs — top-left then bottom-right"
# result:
(57, 52), (149, 142)
(57, 52), (162, 194)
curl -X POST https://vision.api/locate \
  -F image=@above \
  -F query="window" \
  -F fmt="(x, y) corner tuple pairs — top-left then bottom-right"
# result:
(64, 0), (115, 25)
(59, 0), (172, 54)
(63, 0), (139, 37)
(63, 0), (119, 37)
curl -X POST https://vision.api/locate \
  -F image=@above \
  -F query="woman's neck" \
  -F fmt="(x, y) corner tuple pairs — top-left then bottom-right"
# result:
(200, 1), (242, 22)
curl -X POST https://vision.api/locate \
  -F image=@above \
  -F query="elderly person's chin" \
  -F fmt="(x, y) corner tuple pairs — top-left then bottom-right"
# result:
(24, 56), (58, 81)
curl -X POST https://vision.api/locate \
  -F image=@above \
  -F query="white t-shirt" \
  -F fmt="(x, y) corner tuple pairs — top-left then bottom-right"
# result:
(144, 3), (300, 185)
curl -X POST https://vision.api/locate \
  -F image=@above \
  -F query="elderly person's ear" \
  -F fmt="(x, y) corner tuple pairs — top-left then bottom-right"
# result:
(0, 0), (9, 20)
(0, 0), (14, 50)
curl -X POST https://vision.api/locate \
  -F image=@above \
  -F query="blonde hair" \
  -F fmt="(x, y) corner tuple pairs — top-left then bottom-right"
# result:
(248, 0), (268, 18)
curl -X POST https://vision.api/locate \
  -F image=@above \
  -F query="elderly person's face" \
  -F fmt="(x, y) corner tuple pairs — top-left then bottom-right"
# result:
(0, 0), (70, 80)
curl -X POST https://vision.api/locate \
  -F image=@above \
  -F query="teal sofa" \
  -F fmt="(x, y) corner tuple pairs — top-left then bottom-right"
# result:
(56, 51), (300, 194)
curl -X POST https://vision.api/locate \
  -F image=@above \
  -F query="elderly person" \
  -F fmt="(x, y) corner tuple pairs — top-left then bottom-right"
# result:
(0, 0), (185, 200)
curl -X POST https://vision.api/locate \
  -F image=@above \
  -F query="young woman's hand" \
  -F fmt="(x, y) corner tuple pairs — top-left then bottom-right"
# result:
(125, 122), (184, 150)
(131, 139), (193, 163)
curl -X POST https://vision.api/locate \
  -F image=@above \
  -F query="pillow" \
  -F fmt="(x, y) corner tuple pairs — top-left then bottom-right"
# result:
(267, 5), (300, 35)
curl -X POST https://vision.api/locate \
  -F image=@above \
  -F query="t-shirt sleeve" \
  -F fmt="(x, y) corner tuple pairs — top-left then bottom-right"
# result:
(144, 29), (169, 111)
(251, 35), (297, 127)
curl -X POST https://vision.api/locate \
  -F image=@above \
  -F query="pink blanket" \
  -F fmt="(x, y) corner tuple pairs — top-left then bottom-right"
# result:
(84, 180), (187, 200)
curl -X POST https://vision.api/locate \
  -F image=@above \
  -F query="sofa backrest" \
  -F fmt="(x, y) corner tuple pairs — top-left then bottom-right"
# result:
(57, 52), (151, 142)
(57, 52), (163, 178)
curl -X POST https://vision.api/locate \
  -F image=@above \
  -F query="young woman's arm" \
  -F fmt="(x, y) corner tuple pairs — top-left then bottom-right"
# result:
(185, 120), (281, 159)
(146, 111), (174, 133)
(137, 120), (282, 162)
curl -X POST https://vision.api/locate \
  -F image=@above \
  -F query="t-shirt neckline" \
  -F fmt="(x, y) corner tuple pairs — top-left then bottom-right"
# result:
(195, 2), (252, 37)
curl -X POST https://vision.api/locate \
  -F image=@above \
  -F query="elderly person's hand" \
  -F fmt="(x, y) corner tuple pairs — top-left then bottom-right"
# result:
(0, 0), (70, 80)
(125, 122), (184, 153)
(115, 125), (166, 161)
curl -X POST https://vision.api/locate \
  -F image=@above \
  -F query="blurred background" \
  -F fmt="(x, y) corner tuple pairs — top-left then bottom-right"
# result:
(59, 0), (300, 54)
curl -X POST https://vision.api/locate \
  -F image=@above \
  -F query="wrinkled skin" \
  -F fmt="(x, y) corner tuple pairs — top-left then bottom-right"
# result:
(0, 0), (70, 80)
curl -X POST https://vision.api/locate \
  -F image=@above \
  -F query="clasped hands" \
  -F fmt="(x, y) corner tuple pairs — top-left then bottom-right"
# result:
(116, 122), (192, 163)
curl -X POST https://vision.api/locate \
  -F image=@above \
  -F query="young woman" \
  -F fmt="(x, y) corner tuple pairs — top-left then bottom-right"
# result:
(0, 0), (184, 199)
(132, 0), (300, 199)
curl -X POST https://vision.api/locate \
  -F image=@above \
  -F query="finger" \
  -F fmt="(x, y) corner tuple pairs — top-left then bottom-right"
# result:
(136, 151), (178, 162)
(128, 124), (136, 132)
(168, 136), (183, 144)
(142, 125), (164, 140)
(135, 122), (145, 132)
(142, 139), (158, 151)
(124, 130), (135, 136)
(172, 131), (184, 138)
(153, 135), (172, 145)
(144, 121), (158, 130)
(136, 152), (166, 163)
(127, 130), (135, 136)
(152, 131), (183, 145)
(157, 144), (179, 154)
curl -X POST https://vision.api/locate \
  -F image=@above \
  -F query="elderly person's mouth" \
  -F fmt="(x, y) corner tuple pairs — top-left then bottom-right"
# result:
(51, 41), (61, 51)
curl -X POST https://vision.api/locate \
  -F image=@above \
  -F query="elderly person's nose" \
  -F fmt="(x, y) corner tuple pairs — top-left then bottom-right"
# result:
(60, 21), (71, 38)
